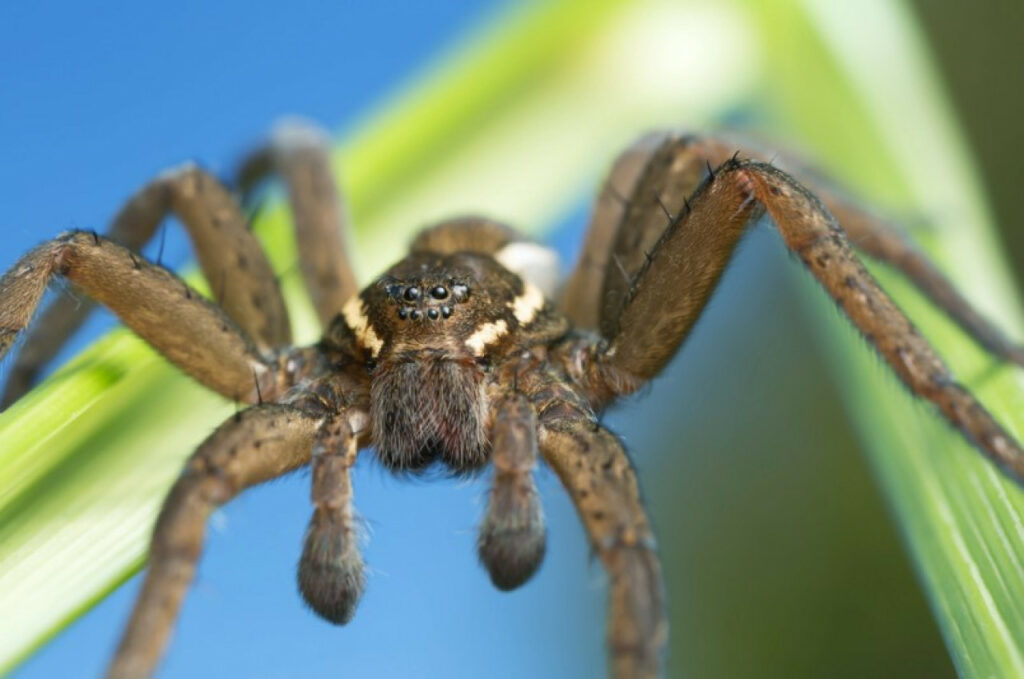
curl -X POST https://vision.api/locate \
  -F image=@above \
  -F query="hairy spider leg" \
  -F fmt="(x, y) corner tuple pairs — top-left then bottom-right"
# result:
(0, 232), (275, 402)
(569, 132), (1024, 368)
(107, 405), (320, 679)
(812, 181), (1024, 365)
(235, 120), (358, 326)
(517, 363), (665, 679)
(0, 165), (290, 408)
(542, 416), (663, 676)
(560, 131), (673, 331)
(478, 393), (546, 590)
(693, 134), (1024, 366)
(565, 149), (1024, 481)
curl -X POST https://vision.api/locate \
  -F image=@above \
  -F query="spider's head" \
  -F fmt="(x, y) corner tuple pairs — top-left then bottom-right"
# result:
(328, 236), (565, 474)
(360, 251), (531, 358)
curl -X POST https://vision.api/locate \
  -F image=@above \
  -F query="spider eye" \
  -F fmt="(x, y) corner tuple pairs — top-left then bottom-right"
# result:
(440, 305), (452, 318)
(452, 284), (470, 301)
(397, 308), (409, 320)
(404, 286), (421, 301)
(427, 308), (439, 320)
(410, 309), (423, 321)
(430, 285), (448, 300)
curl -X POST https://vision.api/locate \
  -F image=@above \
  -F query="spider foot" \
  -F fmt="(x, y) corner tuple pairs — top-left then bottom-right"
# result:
(477, 475), (546, 591)
(298, 507), (366, 625)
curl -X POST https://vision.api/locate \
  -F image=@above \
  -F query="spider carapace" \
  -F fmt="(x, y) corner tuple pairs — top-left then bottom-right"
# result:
(2, 122), (1024, 679)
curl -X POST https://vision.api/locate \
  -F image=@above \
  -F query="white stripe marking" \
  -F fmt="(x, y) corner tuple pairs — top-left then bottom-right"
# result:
(341, 295), (383, 357)
(509, 282), (546, 325)
(465, 320), (508, 356)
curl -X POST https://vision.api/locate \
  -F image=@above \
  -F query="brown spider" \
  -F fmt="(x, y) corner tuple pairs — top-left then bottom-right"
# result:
(2, 122), (1023, 679)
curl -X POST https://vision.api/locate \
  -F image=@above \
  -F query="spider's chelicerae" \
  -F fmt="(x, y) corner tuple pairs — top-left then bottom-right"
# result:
(2, 122), (1024, 679)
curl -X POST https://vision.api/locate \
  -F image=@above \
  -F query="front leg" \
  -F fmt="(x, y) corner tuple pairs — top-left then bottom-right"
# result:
(558, 151), (1024, 482)
(538, 411), (665, 679)
(107, 405), (320, 679)
(2, 165), (291, 407)
(0, 232), (274, 402)
(563, 132), (1024, 365)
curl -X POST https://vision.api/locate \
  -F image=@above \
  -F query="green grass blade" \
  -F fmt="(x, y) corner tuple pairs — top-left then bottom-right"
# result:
(748, 1), (1024, 675)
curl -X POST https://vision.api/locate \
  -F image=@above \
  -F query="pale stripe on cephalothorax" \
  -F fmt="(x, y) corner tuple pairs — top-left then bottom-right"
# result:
(509, 282), (545, 325)
(465, 319), (509, 356)
(342, 295), (383, 357)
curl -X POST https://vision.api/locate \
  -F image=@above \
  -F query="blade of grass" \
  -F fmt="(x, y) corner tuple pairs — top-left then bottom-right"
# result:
(0, 0), (758, 671)
(748, 0), (1024, 675)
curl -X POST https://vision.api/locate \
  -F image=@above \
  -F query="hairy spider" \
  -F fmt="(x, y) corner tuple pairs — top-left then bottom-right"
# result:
(2, 122), (1024, 679)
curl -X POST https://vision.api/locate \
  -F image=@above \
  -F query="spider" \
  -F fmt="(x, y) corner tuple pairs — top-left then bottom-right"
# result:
(2, 122), (1023, 679)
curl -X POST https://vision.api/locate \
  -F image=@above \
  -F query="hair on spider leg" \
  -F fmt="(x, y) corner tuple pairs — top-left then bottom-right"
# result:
(653, 191), (675, 225)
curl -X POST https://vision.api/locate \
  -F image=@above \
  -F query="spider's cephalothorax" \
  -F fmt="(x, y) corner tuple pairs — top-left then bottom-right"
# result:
(3, 123), (1024, 679)
(329, 249), (568, 472)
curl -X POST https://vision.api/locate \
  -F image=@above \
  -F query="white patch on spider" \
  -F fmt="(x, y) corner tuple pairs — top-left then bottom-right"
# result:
(342, 295), (383, 357)
(494, 242), (560, 300)
(509, 282), (546, 325)
(465, 319), (509, 356)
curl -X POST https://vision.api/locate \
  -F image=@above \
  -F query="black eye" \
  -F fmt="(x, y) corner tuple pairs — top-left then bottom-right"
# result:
(410, 309), (423, 320)
(427, 308), (439, 320)
(430, 285), (448, 300)
(397, 308), (409, 320)
(440, 305), (452, 318)
(404, 286), (421, 301)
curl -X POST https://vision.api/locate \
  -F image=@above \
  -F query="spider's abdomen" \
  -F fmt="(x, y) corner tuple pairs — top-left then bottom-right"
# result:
(370, 357), (489, 473)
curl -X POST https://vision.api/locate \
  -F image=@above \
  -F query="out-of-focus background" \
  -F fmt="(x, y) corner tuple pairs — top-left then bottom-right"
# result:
(1, 1), (1022, 677)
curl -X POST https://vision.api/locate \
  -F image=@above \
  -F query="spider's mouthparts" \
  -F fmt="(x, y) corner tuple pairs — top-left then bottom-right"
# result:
(369, 358), (488, 473)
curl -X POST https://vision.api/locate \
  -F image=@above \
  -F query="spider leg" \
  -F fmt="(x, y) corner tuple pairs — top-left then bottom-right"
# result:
(236, 121), (358, 327)
(563, 132), (1024, 365)
(538, 411), (664, 679)
(810, 182), (1024, 365)
(106, 404), (320, 679)
(478, 394), (546, 590)
(0, 232), (274, 403)
(706, 134), (1024, 365)
(1, 165), (290, 407)
(564, 150), (1024, 481)
(560, 132), (673, 330)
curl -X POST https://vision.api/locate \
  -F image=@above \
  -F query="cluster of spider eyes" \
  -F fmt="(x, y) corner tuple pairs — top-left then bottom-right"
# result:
(394, 283), (470, 321)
